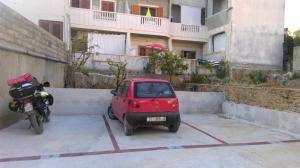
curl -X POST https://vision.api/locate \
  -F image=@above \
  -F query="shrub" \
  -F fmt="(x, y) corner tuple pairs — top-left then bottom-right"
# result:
(145, 51), (188, 83)
(215, 60), (229, 79)
(249, 71), (268, 85)
(191, 71), (210, 84)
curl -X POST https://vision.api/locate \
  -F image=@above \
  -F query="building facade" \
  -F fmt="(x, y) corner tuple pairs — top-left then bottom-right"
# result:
(0, 0), (285, 72)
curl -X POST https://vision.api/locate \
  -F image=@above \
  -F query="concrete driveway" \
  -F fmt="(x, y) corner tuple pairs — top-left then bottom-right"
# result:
(0, 113), (300, 168)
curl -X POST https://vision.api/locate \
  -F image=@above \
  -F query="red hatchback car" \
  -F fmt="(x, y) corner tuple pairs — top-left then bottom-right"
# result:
(108, 78), (181, 136)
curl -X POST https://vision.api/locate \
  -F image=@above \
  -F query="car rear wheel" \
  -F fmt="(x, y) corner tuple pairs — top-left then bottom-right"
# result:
(168, 124), (180, 133)
(107, 105), (117, 120)
(124, 115), (133, 136)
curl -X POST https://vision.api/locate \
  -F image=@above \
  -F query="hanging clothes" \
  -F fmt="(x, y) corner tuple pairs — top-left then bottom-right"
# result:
(146, 7), (152, 17)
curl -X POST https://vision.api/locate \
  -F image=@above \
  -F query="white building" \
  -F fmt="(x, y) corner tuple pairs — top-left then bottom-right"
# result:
(0, 0), (285, 72)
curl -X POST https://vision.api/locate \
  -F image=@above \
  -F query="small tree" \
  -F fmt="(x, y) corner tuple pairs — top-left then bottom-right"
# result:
(107, 59), (128, 88)
(145, 51), (188, 83)
(65, 32), (95, 88)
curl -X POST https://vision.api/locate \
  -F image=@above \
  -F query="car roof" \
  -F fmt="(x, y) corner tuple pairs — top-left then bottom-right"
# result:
(125, 78), (170, 83)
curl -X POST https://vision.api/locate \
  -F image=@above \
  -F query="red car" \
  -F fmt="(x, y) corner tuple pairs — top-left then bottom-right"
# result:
(108, 78), (180, 136)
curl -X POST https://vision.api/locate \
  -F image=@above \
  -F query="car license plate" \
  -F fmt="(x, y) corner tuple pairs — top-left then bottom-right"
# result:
(24, 103), (33, 112)
(147, 117), (166, 122)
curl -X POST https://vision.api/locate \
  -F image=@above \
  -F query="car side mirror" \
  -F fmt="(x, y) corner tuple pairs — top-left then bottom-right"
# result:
(43, 82), (50, 87)
(111, 89), (117, 96)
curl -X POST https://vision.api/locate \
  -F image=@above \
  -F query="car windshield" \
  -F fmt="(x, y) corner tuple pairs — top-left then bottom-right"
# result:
(134, 82), (175, 98)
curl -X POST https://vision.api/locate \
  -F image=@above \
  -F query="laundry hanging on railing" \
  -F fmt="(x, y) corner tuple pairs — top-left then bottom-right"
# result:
(197, 58), (221, 66)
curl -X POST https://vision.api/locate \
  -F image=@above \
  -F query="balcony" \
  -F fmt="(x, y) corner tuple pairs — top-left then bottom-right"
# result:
(206, 9), (230, 31)
(69, 7), (208, 42)
(170, 23), (208, 42)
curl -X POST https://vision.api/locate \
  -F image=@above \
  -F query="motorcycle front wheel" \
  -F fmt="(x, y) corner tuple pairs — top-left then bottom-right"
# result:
(29, 112), (44, 134)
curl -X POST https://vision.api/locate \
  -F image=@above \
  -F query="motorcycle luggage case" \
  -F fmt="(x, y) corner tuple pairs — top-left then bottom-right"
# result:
(9, 82), (35, 99)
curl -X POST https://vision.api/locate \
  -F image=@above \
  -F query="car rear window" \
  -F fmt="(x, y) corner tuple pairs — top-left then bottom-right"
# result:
(134, 82), (176, 98)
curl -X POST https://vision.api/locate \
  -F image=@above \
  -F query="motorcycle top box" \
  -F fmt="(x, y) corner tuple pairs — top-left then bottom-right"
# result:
(9, 82), (35, 99)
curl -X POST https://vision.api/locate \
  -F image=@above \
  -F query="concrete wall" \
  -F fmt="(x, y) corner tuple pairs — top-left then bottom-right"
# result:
(293, 46), (300, 72)
(229, 0), (285, 69)
(47, 88), (112, 115)
(176, 91), (225, 114)
(223, 102), (300, 134)
(0, 0), (70, 44)
(0, 2), (66, 128)
(47, 88), (225, 115)
(173, 40), (204, 57)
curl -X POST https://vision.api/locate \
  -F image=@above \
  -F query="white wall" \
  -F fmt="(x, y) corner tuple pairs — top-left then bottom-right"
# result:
(0, 0), (67, 24)
(88, 33), (126, 55)
(47, 88), (225, 115)
(229, 0), (285, 68)
(0, 0), (70, 44)
(181, 5), (201, 25)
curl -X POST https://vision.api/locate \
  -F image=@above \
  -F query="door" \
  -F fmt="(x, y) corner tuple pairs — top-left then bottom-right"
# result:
(112, 82), (130, 121)
(102, 1), (115, 12)
(117, 82), (130, 122)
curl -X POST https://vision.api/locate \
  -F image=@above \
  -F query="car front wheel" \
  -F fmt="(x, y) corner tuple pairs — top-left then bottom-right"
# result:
(107, 105), (117, 120)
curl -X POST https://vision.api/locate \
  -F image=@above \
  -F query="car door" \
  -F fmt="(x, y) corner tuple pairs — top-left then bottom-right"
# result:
(117, 82), (130, 122)
(112, 83), (124, 120)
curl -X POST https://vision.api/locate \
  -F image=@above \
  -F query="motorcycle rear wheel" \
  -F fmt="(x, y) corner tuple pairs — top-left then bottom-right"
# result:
(29, 112), (44, 134)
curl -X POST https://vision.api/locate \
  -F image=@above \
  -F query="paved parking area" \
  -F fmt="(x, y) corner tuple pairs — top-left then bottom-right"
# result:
(0, 113), (300, 168)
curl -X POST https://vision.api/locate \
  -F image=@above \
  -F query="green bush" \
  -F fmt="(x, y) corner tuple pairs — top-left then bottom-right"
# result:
(249, 71), (268, 85)
(191, 72), (210, 84)
(145, 51), (188, 83)
(215, 60), (229, 79)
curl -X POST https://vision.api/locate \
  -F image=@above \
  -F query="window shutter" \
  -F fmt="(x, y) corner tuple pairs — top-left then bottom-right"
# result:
(108, 2), (114, 12)
(80, 0), (90, 9)
(71, 0), (80, 8)
(156, 7), (163, 17)
(39, 21), (50, 32)
(131, 5), (140, 15)
(102, 1), (108, 11)
(52, 22), (63, 40)
(201, 8), (206, 25)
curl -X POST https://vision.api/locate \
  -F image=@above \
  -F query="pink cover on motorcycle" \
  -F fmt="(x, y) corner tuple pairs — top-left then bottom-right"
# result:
(7, 73), (33, 86)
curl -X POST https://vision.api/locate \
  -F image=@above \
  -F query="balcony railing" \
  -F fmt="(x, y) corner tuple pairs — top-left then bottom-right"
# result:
(170, 23), (208, 41)
(70, 8), (208, 42)
(93, 11), (117, 21)
(206, 9), (230, 30)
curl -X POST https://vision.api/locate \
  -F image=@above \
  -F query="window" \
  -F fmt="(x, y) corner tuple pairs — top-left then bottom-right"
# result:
(182, 51), (196, 59)
(101, 1), (115, 12)
(117, 82), (130, 97)
(134, 82), (175, 98)
(71, 0), (90, 9)
(39, 20), (63, 41)
(139, 46), (160, 56)
(212, 32), (226, 52)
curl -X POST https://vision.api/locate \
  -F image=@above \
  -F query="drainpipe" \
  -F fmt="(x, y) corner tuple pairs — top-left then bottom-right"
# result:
(169, 0), (172, 20)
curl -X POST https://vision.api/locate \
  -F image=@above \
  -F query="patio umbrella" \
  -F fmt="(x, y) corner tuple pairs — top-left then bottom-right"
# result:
(144, 44), (168, 51)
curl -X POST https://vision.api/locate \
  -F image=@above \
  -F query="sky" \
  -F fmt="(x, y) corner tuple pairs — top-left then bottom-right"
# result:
(285, 0), (300, 30)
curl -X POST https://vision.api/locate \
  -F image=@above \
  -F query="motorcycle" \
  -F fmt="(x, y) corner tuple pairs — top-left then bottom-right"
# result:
(7, 73), (53, 134)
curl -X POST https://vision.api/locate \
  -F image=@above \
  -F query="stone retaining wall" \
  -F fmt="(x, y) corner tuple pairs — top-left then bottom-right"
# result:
(0, 2), (66, 128)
